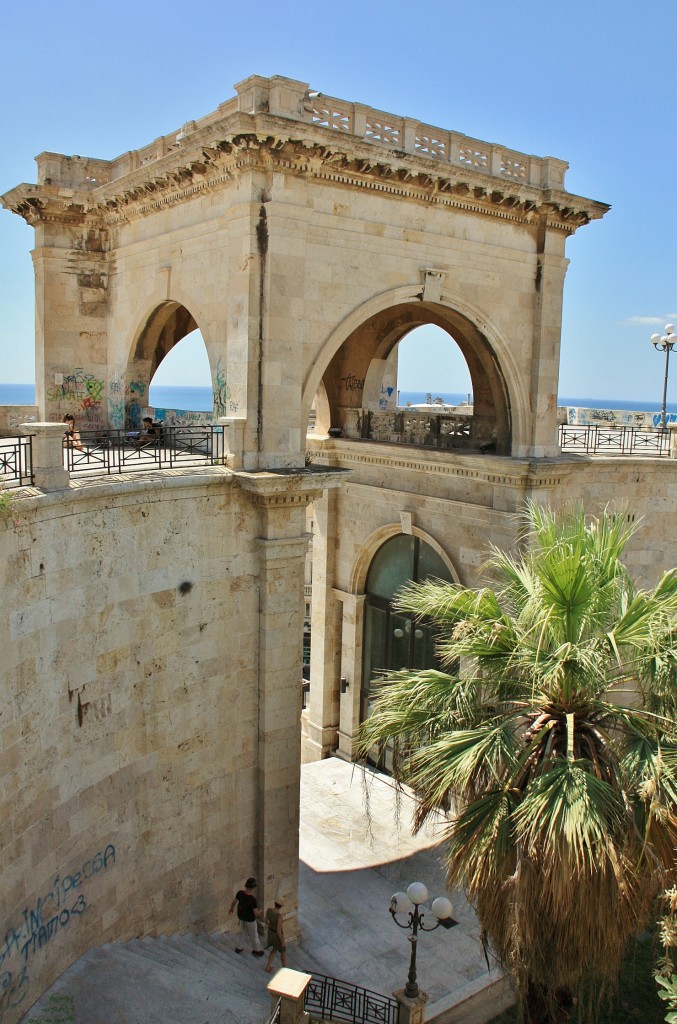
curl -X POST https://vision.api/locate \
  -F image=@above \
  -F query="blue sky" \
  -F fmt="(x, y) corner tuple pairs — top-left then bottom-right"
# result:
(1, 0), (676, 403)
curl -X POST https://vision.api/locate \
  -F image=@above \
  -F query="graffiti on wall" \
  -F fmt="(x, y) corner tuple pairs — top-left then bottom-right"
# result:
(150, 407), (212, 427)
(379, 384), (395, 410)
(213, 359), (230, 417)
(46, 369), (106, 430)
(24, 993), (74, 1024)
(124, 380), (148, 430)
(565, 405), (675, 429)
(108, 373), (124, 429)
(0, 845), (116, 1020)
(341, 374), (364, 392)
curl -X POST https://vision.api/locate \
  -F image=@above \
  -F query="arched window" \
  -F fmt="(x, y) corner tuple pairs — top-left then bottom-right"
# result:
(361, 535), (453, 770)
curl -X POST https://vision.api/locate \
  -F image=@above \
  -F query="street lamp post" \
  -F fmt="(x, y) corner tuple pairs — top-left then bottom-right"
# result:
(650, 324), (677, 429)
(389, 882), (457, 999)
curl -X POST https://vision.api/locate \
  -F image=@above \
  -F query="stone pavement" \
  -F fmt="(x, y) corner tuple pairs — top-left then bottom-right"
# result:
(20, 758), (511, 1024)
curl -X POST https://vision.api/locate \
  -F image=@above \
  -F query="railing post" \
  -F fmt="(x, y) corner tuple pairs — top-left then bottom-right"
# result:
(267, 968), (312, 1024)
(20, 422), (69, 490)
(219, 415), (247, 469)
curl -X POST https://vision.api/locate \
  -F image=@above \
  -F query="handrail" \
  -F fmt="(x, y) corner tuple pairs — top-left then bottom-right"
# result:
(304, 972), (399, 1024)
(559, 423), (672, 458)
(62, 424), (225, 476)
(263, 996), (282, 1024)
(0, 435), (33, 486)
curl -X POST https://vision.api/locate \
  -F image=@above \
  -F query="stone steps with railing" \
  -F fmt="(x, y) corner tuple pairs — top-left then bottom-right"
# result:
(19, 930), (340, 1024)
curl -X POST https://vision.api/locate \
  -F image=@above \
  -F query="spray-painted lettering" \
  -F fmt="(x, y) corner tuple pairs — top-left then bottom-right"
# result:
(341, 374), (364, 392)
(0, 845), (116, 974)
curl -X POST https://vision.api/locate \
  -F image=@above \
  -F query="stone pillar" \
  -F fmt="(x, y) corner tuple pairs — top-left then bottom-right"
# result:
(236, 469), (346, 928)
(521, 218), (569, 459)
(304, 488), (341, 760)
(335, 591), (366, 762)
(267, 968), (312, 1024)
(21, 422), (69, 490)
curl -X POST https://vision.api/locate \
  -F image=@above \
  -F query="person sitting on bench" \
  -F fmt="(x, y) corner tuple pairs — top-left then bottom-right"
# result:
(127, 417), (159, 446)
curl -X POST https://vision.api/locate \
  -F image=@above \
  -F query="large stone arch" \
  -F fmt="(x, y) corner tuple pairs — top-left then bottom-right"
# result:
(323, 522), (460, 763)
(302, 285), (530, 457)
(350, 522), (460, 595)
(121, 296), (215, 427)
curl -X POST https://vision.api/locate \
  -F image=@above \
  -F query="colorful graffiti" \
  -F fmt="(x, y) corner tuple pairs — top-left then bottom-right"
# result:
(148, 407), (212, 427)
(564, 405), (673, 429)
(47, 369), (106, 430)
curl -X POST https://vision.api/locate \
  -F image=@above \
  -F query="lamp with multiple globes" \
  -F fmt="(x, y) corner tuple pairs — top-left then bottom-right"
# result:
(650, 324), (677, 429)
(389, 882), (457, 999)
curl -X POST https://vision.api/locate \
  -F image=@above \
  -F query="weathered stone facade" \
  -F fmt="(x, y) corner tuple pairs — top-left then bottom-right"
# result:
(302, 441), (677, 759)
(0, 463), (346, 1019)
(8, 75), (673, 1023)
(2, 74), (607, 461)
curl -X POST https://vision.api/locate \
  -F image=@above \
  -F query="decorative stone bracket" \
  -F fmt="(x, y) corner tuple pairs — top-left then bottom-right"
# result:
(421, 268), (446, 303)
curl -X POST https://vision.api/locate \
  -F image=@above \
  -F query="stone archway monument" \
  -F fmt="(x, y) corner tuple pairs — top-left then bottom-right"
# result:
(3, 74), (607, 459)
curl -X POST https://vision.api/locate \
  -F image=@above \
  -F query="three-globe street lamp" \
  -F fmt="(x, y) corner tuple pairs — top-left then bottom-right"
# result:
(389, 882), (458, 999)
(650, 324), (677, 429)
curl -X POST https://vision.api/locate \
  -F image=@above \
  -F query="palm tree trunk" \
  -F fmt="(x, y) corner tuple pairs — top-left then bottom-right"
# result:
(524, 983), (573, 1023)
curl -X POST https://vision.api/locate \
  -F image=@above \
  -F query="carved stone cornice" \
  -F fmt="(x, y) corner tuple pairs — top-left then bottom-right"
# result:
(234, 466), (350, 509)
(2, 116), (608, 235)
(1, 186), (89, 227)
(307, 438), (574, 491)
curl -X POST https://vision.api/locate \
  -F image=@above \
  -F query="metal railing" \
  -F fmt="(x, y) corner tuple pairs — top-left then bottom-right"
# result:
(559, 424), (672, 458)
(263, 997), (281, 1024)
(304, 974), (398, 1024)
(63, 425), (225, 475)
(0, 435), (33, 486)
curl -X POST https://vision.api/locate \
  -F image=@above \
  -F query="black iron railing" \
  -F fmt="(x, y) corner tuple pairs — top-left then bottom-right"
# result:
(63, 425), (225, 475)
(304, 974), (398, 1024)
(0, 435), (33, 486)
(559, 424), (672, 458)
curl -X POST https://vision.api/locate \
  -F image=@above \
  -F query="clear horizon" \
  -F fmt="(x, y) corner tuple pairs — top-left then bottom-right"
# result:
(1, 1), (676, 403)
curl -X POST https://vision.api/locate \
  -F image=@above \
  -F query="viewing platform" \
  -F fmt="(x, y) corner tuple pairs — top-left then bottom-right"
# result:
(2, 413), (676, 492)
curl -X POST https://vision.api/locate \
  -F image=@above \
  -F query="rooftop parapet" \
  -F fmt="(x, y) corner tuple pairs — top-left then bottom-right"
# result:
(31, 74), (569, 193)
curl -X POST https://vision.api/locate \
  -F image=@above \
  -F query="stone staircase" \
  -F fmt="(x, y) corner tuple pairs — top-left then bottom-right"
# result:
(20, 932), (329, 1024)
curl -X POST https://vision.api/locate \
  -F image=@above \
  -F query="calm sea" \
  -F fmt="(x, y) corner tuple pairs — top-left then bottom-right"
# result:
(0, 383), (673, 415)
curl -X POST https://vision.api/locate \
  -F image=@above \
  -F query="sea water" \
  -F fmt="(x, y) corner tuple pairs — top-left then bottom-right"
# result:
(0, 382), (674, 416)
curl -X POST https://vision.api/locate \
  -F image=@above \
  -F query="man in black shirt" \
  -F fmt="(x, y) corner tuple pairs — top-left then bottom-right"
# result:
(229, 876), (264, 956)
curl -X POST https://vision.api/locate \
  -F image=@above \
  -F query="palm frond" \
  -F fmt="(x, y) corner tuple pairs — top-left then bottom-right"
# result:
(511, 760), (627, 874)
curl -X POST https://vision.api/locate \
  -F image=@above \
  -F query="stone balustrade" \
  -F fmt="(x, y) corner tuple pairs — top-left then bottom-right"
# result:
(34, 75), (567, 191)
(336, 407), (497, 452)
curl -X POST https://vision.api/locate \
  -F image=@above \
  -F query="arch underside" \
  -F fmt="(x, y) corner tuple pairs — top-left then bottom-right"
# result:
(133, 302), (198, 379)
(316, 301), (512, 455)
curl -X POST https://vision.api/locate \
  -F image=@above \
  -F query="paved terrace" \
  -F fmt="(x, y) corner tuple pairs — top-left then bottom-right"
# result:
(1, 421), (673, 492)
(20, 758), (511, 1024)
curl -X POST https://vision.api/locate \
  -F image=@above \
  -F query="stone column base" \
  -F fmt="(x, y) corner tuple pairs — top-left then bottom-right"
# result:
(393, 988), (428, 1024)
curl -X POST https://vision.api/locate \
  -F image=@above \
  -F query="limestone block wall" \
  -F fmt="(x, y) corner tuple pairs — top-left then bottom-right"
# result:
(0, 471), (292, 1021)
(303, 442), (677, 761)
(556, 457), (677, 586)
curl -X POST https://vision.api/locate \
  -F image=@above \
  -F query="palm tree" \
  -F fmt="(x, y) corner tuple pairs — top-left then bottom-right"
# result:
(357, 503), (677, 1024)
